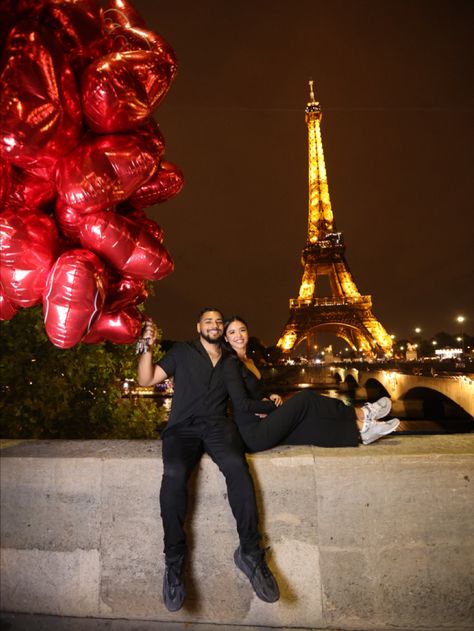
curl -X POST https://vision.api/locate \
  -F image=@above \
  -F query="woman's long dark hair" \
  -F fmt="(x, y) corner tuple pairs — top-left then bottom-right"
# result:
(222, 316), (249, 356)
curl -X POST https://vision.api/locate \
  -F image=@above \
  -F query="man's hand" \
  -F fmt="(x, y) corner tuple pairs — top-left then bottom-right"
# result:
(142, 319), (158, 348)
(137, 319), (168, 386)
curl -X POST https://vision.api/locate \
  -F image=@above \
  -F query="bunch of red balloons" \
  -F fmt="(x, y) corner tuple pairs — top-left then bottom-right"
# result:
(0, 0), (183, 348)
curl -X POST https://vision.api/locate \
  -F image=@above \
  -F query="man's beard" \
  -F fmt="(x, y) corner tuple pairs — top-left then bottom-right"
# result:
(200, 331), (223, 345)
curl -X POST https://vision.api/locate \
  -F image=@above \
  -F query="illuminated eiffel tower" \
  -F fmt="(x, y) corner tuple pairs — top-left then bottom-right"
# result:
(277, 81), (393, 358)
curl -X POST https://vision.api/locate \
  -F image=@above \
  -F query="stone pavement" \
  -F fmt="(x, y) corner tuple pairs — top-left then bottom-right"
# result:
(0, 613), (450, 631)
(0, 614), (308, 631)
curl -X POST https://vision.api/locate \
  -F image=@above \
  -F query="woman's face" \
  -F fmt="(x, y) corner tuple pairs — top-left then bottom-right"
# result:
(225, 320), (249, 354)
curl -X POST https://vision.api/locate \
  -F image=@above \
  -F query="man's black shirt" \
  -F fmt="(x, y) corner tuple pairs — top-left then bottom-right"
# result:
(158, 339), (228, 428)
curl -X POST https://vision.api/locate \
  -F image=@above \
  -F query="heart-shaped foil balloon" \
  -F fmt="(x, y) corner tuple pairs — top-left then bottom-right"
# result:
(80, 210), (173, 280)
(43, 248), (107, 348)
(0, 209), (60, 306)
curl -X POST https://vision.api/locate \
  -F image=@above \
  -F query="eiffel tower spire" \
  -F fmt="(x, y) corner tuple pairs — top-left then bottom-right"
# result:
(277, 82), (393, 358)
(306, 80), (334, 243)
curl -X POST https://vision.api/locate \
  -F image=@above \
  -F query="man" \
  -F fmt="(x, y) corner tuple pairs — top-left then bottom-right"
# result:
(138, 308), (279, 611)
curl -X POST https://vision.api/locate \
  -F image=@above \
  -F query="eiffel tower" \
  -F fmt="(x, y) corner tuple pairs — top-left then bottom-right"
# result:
(277, 81), (392, 358)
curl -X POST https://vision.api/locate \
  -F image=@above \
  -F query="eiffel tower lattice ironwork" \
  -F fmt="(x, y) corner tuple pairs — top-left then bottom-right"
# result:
(277, 81), (393, 358)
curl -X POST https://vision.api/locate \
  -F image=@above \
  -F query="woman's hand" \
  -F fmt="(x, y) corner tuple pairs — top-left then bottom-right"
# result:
(269, 393), (283, 407)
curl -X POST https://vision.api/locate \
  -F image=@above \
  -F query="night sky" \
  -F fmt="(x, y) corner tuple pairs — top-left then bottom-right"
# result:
(131, 0), (473, 346)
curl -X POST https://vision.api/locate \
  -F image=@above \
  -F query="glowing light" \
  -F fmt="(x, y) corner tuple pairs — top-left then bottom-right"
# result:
(278, 330), (297, 350)
(277, 82), (393, 358)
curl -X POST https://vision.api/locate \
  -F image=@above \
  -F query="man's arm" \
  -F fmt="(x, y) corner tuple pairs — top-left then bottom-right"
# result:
(137, 320), (169, 386)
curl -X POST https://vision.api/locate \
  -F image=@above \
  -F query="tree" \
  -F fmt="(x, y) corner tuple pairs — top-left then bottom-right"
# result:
(0, 306), (165, 439)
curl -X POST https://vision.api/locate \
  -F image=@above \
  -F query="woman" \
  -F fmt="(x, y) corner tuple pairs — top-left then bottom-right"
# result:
(222, 316), (400, 452)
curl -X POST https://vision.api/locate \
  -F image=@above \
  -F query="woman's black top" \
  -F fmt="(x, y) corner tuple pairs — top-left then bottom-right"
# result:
(222, 355), (359, 452)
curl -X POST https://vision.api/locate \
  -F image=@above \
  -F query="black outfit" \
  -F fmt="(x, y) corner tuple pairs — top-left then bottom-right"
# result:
(157, 340), (262, 560)
(223, 356), (359, 452)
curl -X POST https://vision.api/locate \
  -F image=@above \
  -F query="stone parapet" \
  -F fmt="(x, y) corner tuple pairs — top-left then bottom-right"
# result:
(1, 436), (473, 629)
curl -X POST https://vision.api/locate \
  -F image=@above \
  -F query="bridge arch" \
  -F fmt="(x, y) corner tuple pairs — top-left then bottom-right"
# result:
(400, 386), (472, 421)
(358, 371), (474, 418)
(363, 377), (391, 400)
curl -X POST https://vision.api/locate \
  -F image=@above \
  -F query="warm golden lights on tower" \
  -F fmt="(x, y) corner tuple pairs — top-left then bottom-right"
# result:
(306, 80), (333, 245)
(277, 81), (393, 358)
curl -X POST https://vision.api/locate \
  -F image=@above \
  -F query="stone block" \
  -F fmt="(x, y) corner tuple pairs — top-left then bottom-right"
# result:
(0, 548), (100, 616)
(1, 437), (473, 629)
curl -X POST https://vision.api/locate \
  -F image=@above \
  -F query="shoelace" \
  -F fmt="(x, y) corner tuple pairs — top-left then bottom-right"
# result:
(166, 558), (184, 586)
(251, 546), (272, 579)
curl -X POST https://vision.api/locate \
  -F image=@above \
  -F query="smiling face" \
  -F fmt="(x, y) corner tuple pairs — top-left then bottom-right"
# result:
(197, 310), (224, 345)
(225, 319), (249, 355)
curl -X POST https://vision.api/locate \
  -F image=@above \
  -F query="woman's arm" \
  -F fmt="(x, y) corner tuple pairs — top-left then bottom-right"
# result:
(223, 357), (276, 414)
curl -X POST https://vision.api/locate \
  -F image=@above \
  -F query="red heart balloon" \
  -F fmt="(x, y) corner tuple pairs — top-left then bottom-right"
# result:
(43, 249), (107, 348)
(82, 305), (142, 344)
(82, 50), (174, 133)
(104, 20), (176, 76)
(121, 208), (163, 243)
(106, 271), (148, 311)
(56, 132), (162, 212)
(42, 0), (107, 72)
(8, 168), (57, 211)
(0, 1), (43, 47)
(129, 160), (183, 210)
(0, 209), (60, 306)
(0, 285), (18, 320)
(103, 0), (146, 29)
(55, 198), (91, 243)
(0, 20), (82, 180)
(134, 117), (165, 155)
(0, 158), (12, 211)
(80, 210), (173, 280)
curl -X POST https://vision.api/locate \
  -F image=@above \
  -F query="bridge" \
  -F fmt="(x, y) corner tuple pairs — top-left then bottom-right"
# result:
(332, 366), (474, 418)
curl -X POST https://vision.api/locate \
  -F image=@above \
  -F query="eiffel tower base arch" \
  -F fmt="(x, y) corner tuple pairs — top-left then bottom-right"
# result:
(278, 301), (392, 359)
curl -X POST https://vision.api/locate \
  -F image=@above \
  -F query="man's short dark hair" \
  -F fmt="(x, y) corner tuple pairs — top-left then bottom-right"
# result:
(197, 307), (224, 322)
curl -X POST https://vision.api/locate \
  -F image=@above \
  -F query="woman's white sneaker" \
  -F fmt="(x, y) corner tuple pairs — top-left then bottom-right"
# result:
(362, 397), (392, 422)
(361, 418), (400, 445)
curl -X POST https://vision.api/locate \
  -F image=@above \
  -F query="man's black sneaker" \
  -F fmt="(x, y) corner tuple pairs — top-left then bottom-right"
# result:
(163, 555), (185, 612)
(234, 546), (280, 603)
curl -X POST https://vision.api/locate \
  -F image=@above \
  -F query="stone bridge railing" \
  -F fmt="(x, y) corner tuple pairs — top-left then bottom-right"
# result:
(333, 367), (474, 417)
(1, 437), (473, 629)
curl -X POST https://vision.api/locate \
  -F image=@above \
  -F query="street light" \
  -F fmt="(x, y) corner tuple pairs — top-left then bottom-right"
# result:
(456, 316), (465, 354)
(414, 327), (422, 359)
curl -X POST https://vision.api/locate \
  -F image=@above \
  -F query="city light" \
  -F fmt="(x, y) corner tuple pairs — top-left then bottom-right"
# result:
(456, 316), (466, 354)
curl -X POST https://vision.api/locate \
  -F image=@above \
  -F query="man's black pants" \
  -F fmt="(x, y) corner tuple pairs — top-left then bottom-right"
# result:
(160, 416), (260, 560)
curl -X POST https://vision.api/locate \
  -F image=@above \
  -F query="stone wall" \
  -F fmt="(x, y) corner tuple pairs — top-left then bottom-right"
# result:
(1, 436), (473, 629)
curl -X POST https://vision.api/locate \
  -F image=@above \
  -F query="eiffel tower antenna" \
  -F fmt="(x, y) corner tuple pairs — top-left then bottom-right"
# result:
(277, 83), (393, 358)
